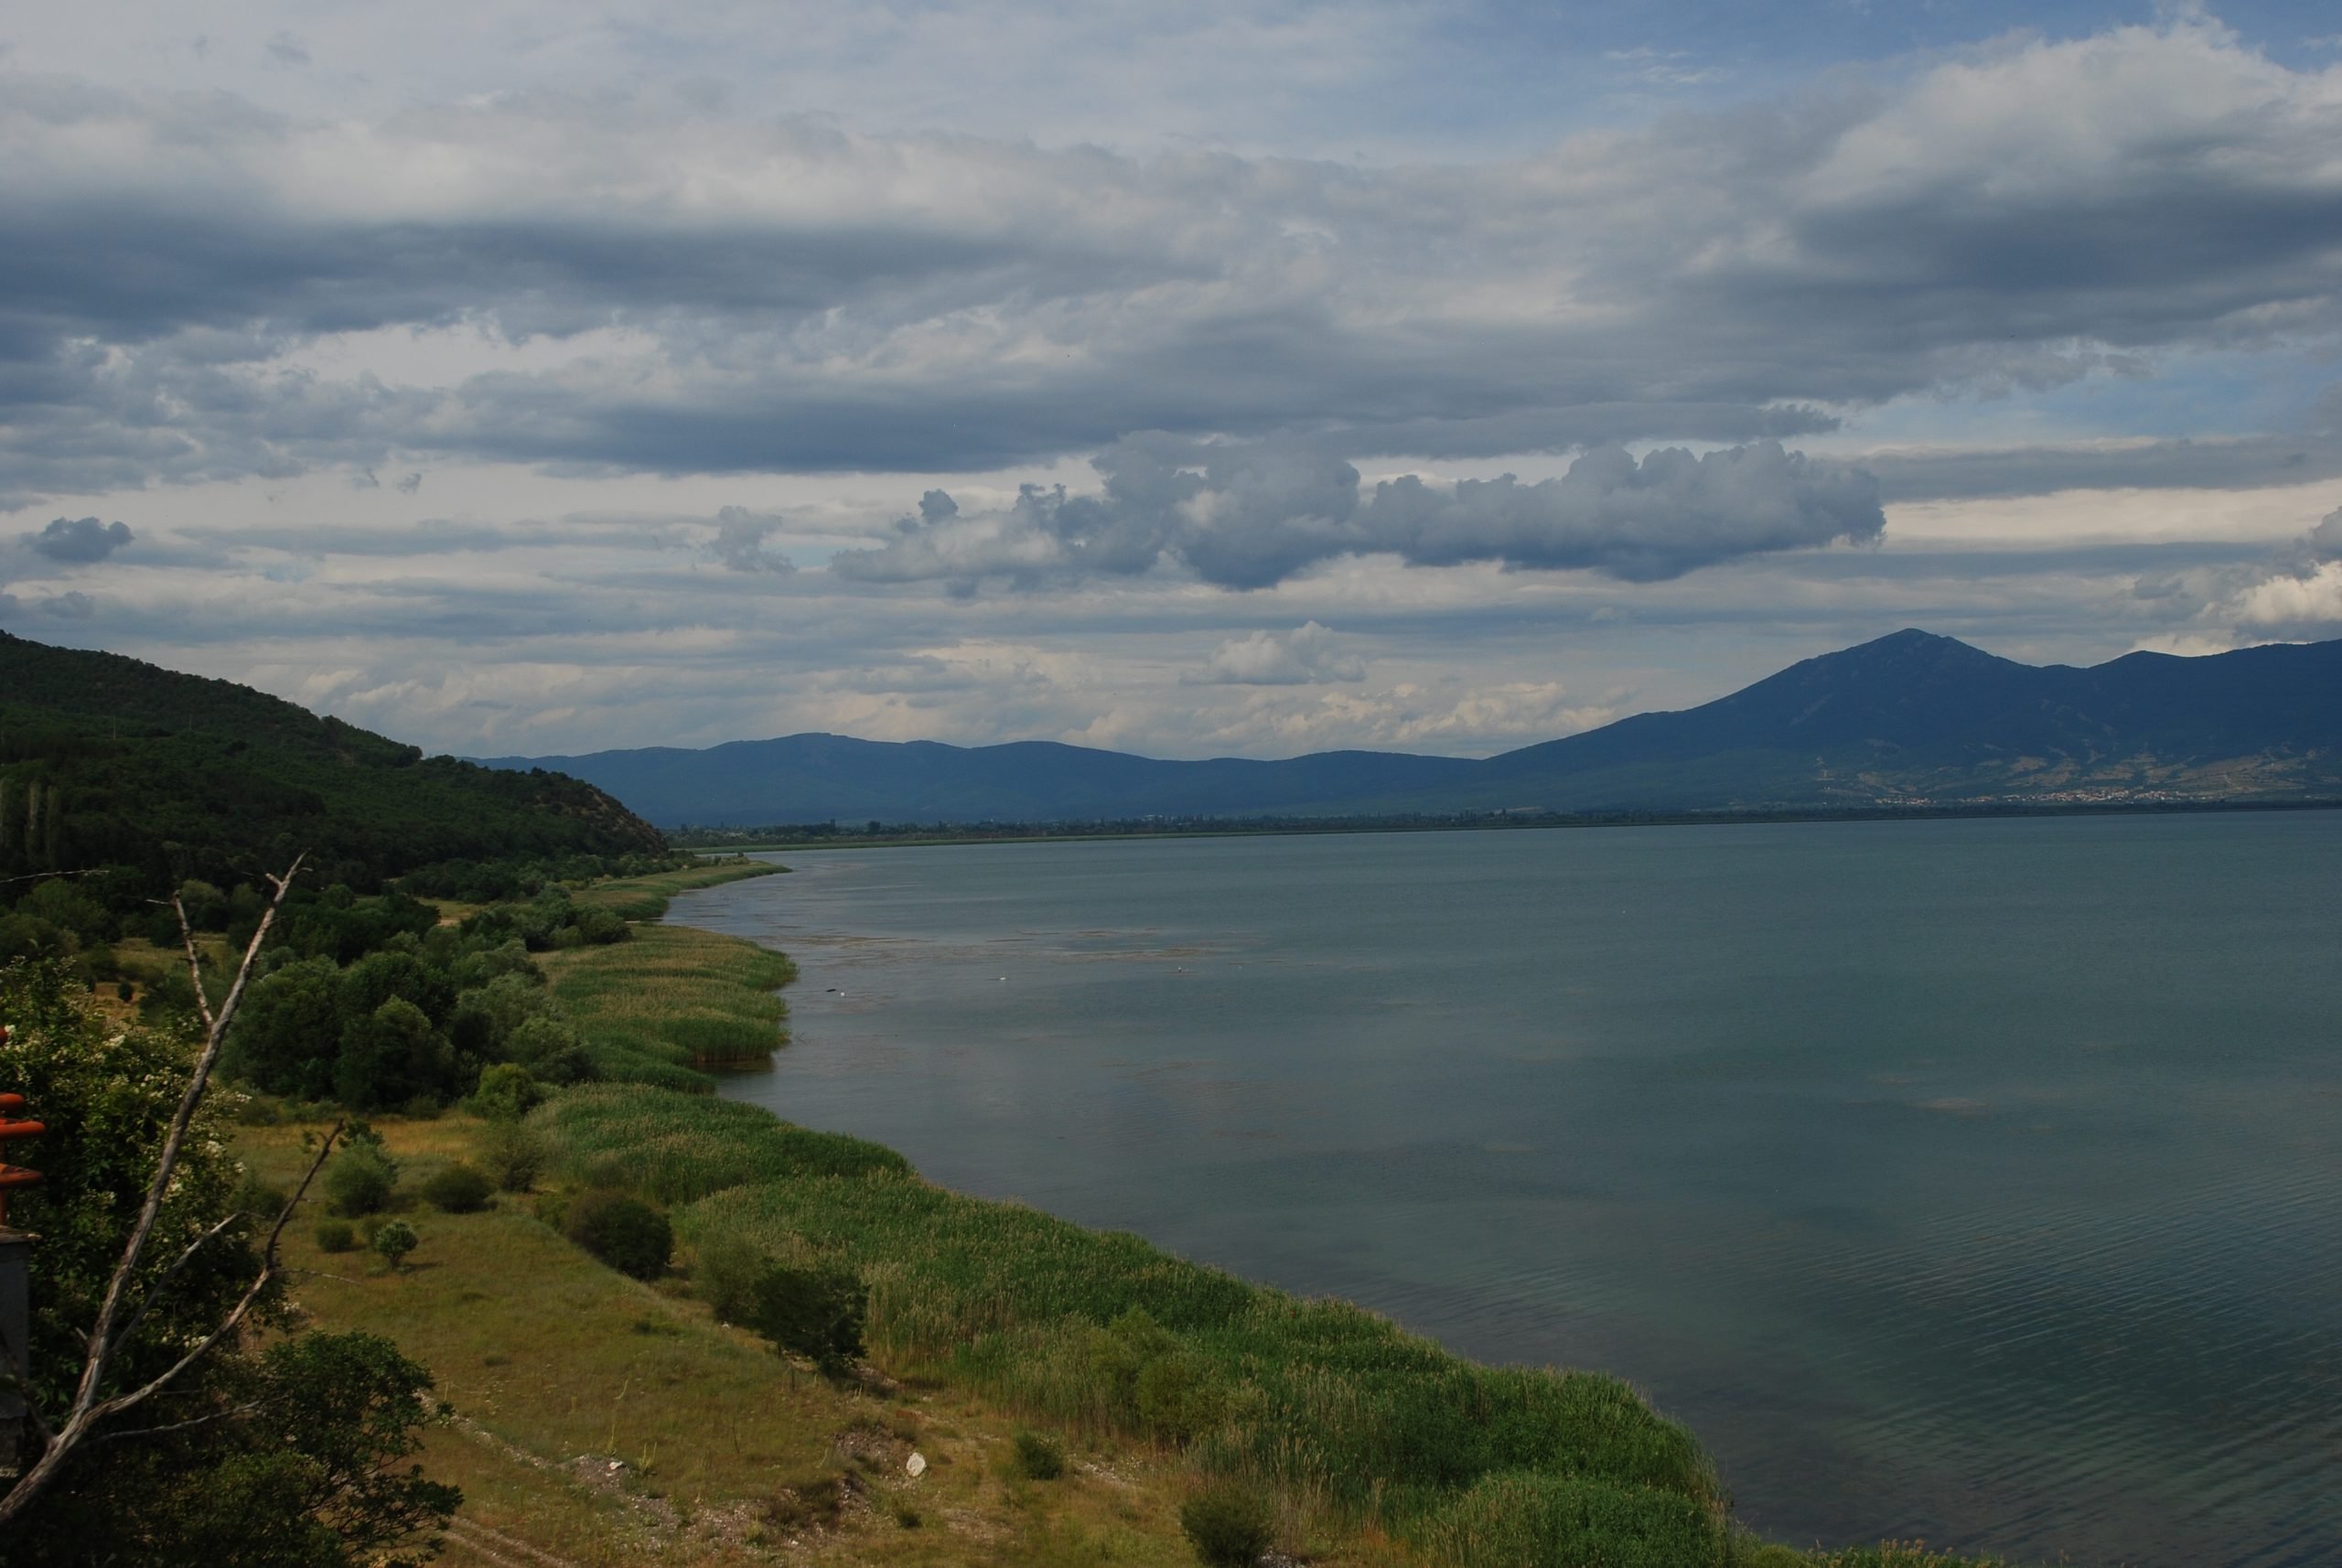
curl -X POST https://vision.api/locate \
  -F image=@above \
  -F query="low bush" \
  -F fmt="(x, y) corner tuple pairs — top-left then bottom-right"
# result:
(1179, 1481), (1274, 1567)
(1006, 1430), (1065, 1482)
(692, 1230), (770, 1323)
(323, 1140), (398, 1217)
(371, 1219), (420, 1271)
(563, 1190), (671, 1280)
(314, 1219), (357, 1253)
(741, 1262), (866, 1374)
(475, 1119), (548, 1192)
(420, 1163), (494, 1214)
(760, 1474), (843, 1533)
(232, 1173), (289, 1219)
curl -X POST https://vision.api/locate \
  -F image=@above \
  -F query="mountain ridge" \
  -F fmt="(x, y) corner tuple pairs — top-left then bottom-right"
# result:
(0, 629), (669, 893)
(485, 630), (2342, 824)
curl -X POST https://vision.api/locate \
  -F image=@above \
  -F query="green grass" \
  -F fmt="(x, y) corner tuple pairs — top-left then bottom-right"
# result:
(571, 859), (784, 922)
(539, 922), (797, 1087)
(234, 1115), (1231, 1568)
(538, 1086), (908, 1203)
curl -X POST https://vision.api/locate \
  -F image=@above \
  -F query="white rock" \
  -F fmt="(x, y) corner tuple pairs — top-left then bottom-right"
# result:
(905, 1451), (927, 1478)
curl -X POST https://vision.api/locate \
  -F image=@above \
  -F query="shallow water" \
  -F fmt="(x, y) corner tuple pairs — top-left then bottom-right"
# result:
(678, 813), (2342, 1566)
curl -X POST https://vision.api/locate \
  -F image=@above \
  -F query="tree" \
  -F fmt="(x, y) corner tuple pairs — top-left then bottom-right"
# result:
(0, 859), (460, 1562)
(370, 1219), (418, 1272)
(334, 997), (453, 1111)
(224, 956), (343, 1101)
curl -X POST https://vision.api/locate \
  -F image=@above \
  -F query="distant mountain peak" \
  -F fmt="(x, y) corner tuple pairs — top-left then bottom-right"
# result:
(489, 632), (2342, 823)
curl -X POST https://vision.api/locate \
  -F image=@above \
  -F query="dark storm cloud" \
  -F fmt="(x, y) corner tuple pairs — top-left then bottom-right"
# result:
(2, 22), (2340, 510)
(833, 438), (1885, 589)
(28, 516), (133, 561)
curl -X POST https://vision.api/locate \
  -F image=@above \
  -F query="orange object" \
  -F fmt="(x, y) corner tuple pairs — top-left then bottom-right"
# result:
(0, 1093), (38, 1228)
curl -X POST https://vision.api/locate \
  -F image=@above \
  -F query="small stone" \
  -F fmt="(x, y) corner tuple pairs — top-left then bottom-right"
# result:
(905, 1452), (927, 1478)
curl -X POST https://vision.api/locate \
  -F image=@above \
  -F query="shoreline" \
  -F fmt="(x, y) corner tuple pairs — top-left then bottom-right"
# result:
(671, 792), (2342, 854)
(639, 866), (2007, 1568)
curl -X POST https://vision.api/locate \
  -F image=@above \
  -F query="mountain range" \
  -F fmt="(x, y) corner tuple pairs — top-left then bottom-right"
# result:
(487, 629), (2342, 825)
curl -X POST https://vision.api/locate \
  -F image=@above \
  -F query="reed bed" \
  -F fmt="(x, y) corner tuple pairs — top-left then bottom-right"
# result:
(570, 859), (781, 921)
(539, 923), (795, 1087)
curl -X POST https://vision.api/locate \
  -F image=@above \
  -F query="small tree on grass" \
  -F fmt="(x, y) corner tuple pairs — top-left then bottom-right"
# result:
(323, 1137), (397, 1217)
(371, 1219), (419, 1272)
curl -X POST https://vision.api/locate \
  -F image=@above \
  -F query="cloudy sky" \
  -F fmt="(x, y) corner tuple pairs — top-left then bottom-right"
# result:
(6, 2), (2342, 758)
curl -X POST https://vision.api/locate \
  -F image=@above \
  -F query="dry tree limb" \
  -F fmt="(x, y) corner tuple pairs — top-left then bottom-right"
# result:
(0, 855), (311, 1524)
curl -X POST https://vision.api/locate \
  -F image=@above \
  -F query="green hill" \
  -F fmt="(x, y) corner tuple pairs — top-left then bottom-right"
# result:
(0, 631), (665, 899)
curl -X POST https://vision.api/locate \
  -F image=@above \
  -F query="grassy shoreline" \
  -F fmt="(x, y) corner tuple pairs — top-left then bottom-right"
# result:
(241, 862), (2000, 1567)
(588, 865), (1998, 1568)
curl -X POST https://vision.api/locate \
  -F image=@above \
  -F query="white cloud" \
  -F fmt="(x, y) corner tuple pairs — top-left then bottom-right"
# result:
(1, 16), (2337, 760)
(1191, 622), (1367, 685)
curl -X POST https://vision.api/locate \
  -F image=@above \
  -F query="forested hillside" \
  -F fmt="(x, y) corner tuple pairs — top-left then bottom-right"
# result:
(0, 631), (665, 901)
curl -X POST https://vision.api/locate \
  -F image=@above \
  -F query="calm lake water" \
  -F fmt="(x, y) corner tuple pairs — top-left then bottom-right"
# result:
(677, 814), (2342, 1567)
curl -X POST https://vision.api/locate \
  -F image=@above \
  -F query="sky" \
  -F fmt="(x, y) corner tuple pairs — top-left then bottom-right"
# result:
(5, 1), (2342, 759)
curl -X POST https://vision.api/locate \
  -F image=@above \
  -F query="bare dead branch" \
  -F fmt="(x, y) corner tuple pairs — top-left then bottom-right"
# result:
(72, 1120), (342, 1431)
(173, 895), (220, 1038)
(0, 855), (306, 1525)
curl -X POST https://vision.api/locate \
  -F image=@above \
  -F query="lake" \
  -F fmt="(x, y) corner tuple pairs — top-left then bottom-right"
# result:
(674, 812), (2342, 1567)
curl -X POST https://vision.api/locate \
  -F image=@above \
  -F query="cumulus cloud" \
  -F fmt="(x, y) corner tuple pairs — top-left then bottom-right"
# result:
(2170, 503), (2342, 635)
(1189, 622), (1366, 685)
(833, 439), (1884, 590)
(28, 517), (134, 562)
(711, 506), (797, 575)
(2228, 560), (2342, 627)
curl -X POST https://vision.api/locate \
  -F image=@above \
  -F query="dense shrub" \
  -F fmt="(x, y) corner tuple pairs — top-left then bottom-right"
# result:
(743, 1262), (866, 1374)
(323, 1140), (398, 1217)
(1179, 1482), (1274, 1567)
(476, 1119), (549, 1192)
(1006, 1430), (1065, 1482)
(314, 1219), (357, 1253)
(564, 1190), (671, 1280)
(420, 1163), (494, 1214)
(687, 1237), (868, 1372)
(467, 1063), (545, 1122)
(693, 1231), (770, 1323)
